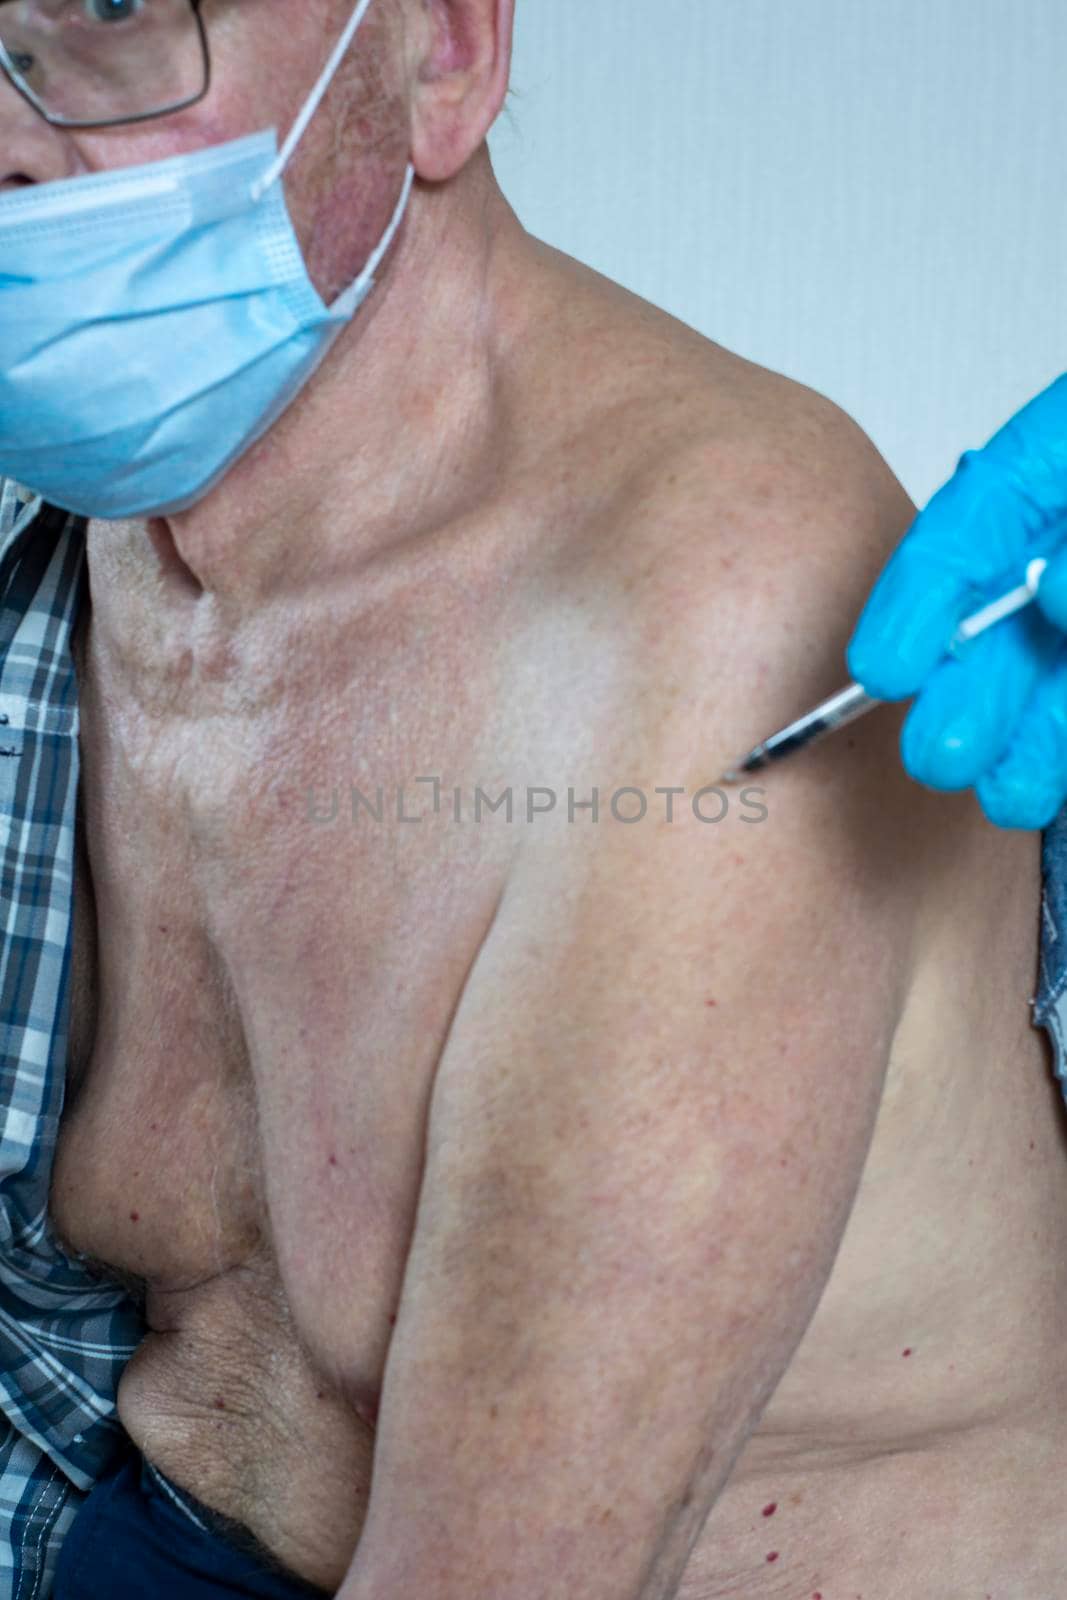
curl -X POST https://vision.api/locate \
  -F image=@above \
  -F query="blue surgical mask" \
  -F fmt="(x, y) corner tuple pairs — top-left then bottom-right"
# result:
(0, 0), (414, 521)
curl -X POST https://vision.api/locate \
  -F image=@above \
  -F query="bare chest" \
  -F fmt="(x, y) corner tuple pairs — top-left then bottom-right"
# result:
(48, 519), (1067, 1593)
(46, 514), (622, 1585)
(677, 1412), (1067, 1600)
(50, 602), (520, 1388)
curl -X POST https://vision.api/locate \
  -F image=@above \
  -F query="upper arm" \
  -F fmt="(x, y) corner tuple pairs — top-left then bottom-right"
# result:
(341, 401), (930, 1600)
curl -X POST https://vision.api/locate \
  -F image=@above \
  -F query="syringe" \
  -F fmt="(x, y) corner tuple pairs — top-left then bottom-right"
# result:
(717, 557), (1050, 784)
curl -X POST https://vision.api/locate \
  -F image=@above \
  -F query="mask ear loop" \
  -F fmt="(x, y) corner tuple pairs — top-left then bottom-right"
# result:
(328, 159), (415, 314)
(250, 0), (378, 203)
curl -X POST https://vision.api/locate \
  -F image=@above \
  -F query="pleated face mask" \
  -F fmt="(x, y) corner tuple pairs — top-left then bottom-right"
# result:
(0, 0), (414, 521)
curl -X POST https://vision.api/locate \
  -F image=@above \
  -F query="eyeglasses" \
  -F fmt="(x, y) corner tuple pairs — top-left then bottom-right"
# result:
(0, 0), (210, 130)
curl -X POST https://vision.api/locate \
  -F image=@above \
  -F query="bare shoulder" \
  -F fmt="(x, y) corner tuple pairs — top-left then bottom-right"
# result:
(536, 332), (993, 897)
(518, 246), (986, 858)
(609, 355), (918, 666)
(628, 365), (919, 748)
(530, 236), (918, 600)
(550, 341), (911, 759)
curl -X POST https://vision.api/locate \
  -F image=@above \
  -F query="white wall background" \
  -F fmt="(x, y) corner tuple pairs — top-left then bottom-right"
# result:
(488, 0), (1066, 512)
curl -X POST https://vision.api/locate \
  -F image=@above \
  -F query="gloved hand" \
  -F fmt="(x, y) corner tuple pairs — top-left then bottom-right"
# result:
(847, 373), (1067, 829)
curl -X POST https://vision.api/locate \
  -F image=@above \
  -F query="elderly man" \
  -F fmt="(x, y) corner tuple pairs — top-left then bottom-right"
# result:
(1, 1), (1066, 1597)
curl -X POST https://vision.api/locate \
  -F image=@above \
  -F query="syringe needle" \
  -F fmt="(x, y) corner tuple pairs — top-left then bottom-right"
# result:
(717, 557), (1050, 784)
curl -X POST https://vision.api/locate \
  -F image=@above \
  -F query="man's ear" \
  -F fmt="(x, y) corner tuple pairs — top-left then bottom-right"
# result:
(406, 0), (515, 182)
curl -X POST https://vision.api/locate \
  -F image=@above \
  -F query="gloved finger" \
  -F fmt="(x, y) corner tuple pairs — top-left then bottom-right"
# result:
(975, 641), (1067, 829)
(1036, 546), (1067, 633)
(848, 448), (1033, 701)
(899, 604), (1057, 791)
(980, 371), (1067, 529)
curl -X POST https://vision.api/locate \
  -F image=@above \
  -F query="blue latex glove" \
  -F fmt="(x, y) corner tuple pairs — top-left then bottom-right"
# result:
(847, 373), (1067, 829)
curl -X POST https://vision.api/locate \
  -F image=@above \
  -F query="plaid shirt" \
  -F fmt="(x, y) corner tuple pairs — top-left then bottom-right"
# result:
(0, 482), (144, 1600)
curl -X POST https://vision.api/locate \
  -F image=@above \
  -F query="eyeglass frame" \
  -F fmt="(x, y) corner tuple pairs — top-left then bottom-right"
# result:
(0, 0), (211, 130)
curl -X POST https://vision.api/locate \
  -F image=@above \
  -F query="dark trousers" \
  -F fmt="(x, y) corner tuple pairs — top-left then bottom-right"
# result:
(53, 1443), (334, 1599)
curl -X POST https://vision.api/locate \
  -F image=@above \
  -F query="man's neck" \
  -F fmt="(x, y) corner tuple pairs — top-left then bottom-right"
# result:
(102, 149), (537, 616)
